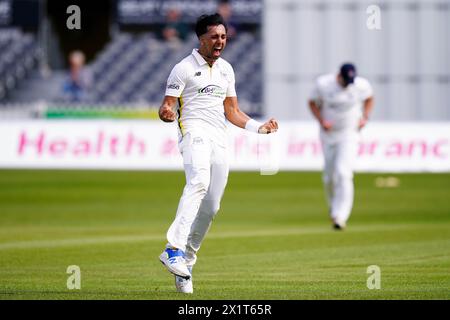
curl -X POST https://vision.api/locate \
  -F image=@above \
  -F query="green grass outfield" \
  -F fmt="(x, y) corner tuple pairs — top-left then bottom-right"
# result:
(0, 170), (449, 300)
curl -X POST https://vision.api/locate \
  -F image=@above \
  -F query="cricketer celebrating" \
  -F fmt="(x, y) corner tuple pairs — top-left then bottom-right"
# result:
(309, 63), (374, 230)
(158, 13), (278, 293)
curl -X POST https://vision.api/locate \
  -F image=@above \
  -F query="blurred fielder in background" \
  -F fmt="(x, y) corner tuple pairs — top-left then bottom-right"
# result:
(158, 13), (278, 293)
(309, 63), (374, 230)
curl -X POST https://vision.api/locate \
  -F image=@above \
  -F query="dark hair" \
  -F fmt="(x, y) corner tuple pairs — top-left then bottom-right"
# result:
(195, 13), (228, 38)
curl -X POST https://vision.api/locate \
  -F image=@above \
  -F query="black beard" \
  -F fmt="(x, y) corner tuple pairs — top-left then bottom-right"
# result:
(200, 51), (218, 62)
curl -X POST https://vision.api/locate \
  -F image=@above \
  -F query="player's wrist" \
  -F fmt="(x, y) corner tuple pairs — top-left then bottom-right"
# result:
(245, 119), (263, 133)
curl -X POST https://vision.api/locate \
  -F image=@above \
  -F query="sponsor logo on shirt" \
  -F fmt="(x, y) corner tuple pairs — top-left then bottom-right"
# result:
(198, 85), (226, 98)
(193, 137), (204, 145)
(194, 72), (201, 77)
(167, 83), (180, 90)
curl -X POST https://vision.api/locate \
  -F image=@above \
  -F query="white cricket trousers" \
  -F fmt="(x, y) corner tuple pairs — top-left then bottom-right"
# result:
(321, 138), (358, 225)
(166, 130), (229, 267)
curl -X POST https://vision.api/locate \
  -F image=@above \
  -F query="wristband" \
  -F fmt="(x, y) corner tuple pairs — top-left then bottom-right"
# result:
(245, 119), (263, 133)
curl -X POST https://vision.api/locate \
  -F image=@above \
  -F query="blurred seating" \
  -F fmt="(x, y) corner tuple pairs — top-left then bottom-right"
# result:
(0, 29), (40, 101)
(0, 29), (262, 116)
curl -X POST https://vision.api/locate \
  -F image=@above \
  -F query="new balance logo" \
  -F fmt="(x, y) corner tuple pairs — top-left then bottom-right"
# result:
(168, 257), (177, 264)
(195, 72), (201, 77)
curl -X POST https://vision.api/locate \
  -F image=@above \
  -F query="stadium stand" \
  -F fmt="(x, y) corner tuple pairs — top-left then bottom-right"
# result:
(0, 29), (40, 101)
(0, 29), (262, 117)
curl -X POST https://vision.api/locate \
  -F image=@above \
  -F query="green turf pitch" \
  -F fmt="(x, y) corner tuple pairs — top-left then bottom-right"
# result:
(0, 170), (449, 300)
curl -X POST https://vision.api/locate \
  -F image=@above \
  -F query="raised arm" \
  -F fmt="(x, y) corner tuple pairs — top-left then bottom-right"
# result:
(224, 96), (278, 134)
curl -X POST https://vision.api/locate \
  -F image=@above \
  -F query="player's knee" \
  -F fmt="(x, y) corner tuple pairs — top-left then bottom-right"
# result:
(194, 181), (209, 196)
(189, 172), (210, 195)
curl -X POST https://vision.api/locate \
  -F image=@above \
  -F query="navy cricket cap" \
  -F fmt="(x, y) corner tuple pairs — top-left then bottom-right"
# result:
(340, 63), (357, 85)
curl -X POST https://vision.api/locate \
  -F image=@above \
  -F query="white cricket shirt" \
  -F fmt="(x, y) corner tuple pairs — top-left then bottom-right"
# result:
(310, 73), (373, 142)
(165, 49), (237, 144)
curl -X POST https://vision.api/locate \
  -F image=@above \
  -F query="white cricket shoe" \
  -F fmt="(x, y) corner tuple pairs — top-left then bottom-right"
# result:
(159, 248), (191, 279)
(175, 267), (193, 294)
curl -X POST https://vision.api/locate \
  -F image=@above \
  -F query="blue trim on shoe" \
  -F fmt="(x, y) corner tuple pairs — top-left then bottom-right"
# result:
(165, 248), (188, 267)
(165, 248), (185, 258)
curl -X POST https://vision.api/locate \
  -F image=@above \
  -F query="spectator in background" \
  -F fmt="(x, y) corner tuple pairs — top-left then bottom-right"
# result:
(62, 50), (92, 102)
(217, 0), (238, 39)
(160, 8), (189, 47)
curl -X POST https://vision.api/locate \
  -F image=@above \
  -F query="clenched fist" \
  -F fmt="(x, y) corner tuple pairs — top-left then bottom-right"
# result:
(159, 104), (176, 122)
(258, 118), (279, 134)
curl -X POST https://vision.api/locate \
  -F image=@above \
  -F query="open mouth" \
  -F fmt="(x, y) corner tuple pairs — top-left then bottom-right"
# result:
(213, 47), (222, 56)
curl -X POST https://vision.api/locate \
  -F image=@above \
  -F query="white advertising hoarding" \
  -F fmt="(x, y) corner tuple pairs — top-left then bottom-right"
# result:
(0, 120), (449, 172)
